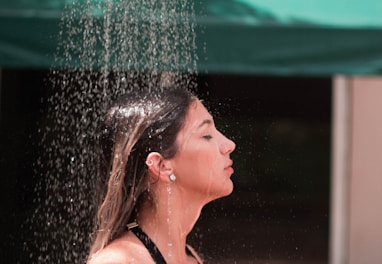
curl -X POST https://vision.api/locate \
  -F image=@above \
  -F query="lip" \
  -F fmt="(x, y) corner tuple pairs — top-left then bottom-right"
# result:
(225, 166), (234, 174)
(224, 160), (234, 173)
(225, 160), (233, 168)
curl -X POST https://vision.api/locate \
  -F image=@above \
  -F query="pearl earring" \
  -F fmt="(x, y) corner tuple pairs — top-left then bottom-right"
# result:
(169, 173), (176, 182)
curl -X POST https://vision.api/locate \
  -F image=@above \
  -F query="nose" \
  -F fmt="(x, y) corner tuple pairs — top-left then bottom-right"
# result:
(221, 134), (236, 155)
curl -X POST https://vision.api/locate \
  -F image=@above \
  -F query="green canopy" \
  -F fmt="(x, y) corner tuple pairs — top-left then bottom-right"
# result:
(1, 0), (382, 75)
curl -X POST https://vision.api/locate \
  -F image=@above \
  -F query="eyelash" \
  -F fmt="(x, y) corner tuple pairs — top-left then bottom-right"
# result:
(203, 135), (213, 140)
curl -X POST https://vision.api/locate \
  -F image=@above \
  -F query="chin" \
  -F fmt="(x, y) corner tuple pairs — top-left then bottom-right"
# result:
(222, 182), (234, 197)
(210, 180), (234, 201)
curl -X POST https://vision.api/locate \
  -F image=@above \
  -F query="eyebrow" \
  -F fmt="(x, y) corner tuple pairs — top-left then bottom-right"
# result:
(197, 119), (213, 129)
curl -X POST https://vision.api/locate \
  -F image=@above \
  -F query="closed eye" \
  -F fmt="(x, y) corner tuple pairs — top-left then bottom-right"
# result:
(203, 135), (213, 140)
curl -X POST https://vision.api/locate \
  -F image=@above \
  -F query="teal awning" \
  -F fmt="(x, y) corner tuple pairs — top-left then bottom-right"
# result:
(1, 0), (382, 75)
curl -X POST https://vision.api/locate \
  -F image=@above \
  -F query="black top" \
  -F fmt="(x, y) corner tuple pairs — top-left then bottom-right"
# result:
(128, 224), (200, 264)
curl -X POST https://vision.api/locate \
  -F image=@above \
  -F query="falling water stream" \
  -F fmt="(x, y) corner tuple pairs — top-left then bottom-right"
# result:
(24, 0), (198, 263)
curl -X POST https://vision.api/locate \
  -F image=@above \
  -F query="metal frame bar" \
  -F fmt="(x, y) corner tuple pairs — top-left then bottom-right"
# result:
(329, 76), (351, 264)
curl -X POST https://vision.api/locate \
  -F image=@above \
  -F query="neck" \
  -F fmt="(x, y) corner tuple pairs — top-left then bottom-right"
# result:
(136, 182), (205, 263)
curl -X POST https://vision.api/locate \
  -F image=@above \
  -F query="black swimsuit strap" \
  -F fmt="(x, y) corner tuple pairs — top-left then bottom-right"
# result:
(128, 224), (200, 264)
(129, 225), (167, 264)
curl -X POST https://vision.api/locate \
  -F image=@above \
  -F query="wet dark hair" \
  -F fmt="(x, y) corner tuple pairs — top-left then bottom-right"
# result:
(89, 88), (196, 254)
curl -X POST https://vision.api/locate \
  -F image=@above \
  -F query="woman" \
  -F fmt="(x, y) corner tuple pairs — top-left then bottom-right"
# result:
(88, 88), (236, 264)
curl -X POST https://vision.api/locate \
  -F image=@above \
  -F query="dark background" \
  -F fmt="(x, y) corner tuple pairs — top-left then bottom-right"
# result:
(0, 69), (331, 263)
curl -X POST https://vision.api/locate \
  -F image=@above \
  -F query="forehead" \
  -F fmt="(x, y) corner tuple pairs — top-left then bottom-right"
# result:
(184, 99), (212, 127)
(174, 100), (213, 148)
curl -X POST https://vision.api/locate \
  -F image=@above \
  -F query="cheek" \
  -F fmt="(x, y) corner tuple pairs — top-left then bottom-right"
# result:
(182, 146), (216, 178)
(193, 148), (227, 192)
(192, 144), (220, 175)
(175, 143), (218, 185)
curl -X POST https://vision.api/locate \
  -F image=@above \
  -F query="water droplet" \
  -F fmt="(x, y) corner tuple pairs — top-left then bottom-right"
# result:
(27, 0), (199, 262)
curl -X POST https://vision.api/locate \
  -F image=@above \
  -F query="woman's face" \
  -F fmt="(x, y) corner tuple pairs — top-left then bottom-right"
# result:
(170, 99), (236, 201)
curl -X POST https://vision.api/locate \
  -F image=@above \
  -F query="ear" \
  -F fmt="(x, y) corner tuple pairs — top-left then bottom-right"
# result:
(146, 152), (173, 183)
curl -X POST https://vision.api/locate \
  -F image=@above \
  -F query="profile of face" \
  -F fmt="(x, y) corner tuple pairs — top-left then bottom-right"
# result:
(169, 99), (236, 202)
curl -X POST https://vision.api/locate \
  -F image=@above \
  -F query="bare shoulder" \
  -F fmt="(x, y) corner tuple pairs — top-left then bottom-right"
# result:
(88, 232), (153, 264)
